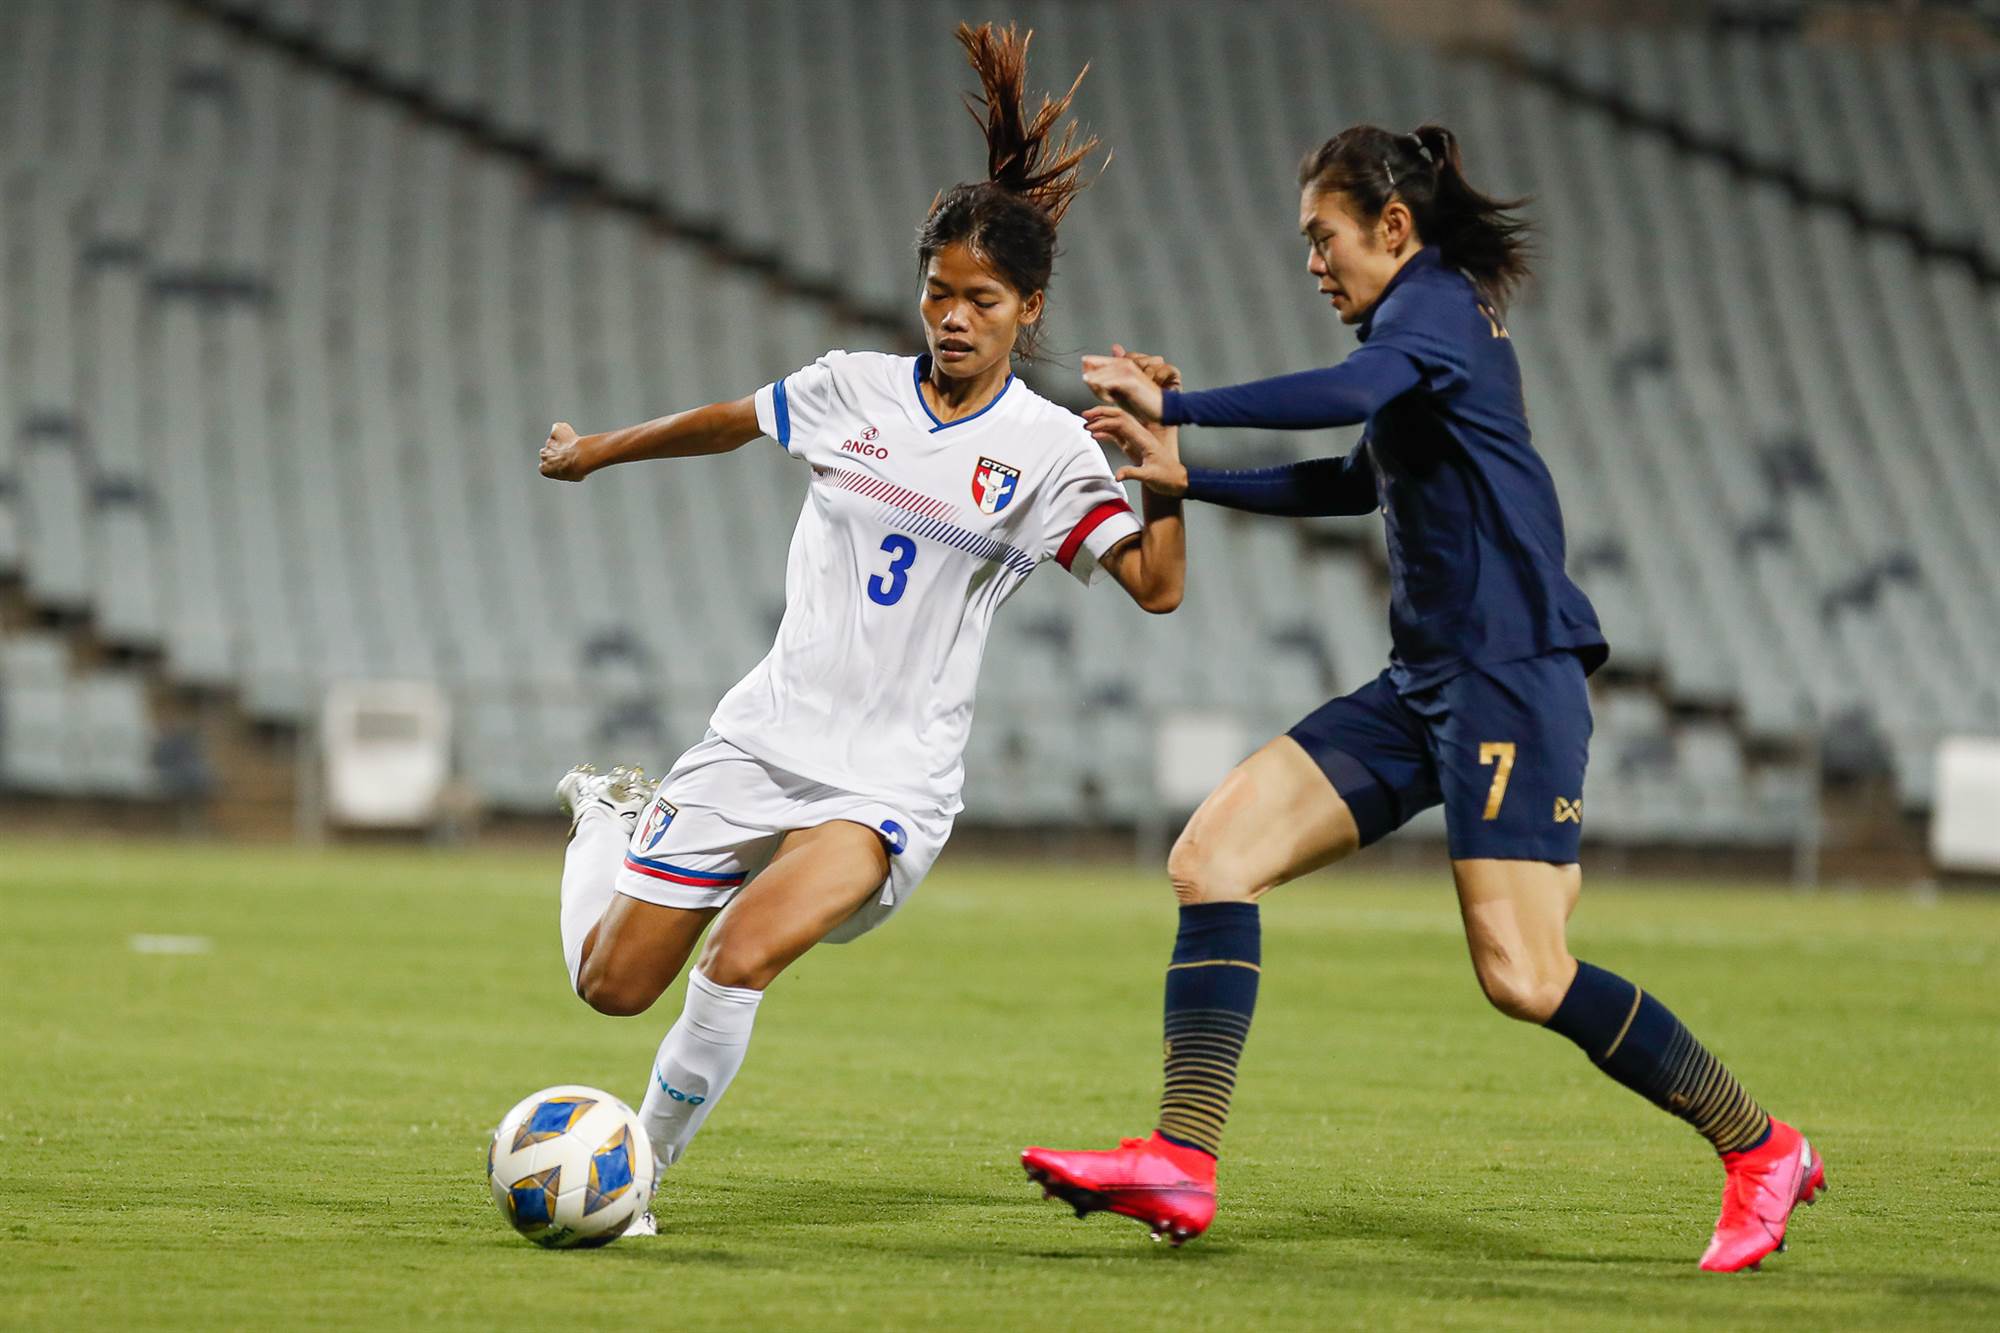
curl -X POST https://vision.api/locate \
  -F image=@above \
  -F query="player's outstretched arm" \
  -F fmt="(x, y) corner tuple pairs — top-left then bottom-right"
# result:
(1181, 450), (1379, 517)
(1086, 406), (1186, 615)
(538, 396), (762, 481)
(1083, 341), (1420, 433)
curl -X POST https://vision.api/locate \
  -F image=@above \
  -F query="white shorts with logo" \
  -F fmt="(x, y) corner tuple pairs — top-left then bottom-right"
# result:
(611, 731), (953, 944)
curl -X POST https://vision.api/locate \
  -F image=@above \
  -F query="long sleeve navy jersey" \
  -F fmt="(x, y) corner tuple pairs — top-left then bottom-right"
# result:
(1160, 246), (1607, 692)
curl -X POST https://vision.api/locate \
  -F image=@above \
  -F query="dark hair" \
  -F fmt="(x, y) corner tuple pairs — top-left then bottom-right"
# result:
(915, 22), (1103, 360)
(1298, 123), (1533, 309)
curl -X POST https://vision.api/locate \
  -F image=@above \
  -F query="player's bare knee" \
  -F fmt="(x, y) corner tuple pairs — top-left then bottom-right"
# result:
(577, 983), (651, 1018)
(695, 936), (779, 992)
(1167, 829), (1258, 905)
(1474, 958), (1569, 1024)
(698, 951), (775, 991)
(575, 964), (658, 1017)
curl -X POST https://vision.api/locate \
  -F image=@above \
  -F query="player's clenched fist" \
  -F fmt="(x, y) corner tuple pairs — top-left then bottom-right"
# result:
(540, 422), (589, 481)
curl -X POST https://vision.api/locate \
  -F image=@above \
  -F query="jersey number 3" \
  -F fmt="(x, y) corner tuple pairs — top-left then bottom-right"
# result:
(868, 534), (918, 606)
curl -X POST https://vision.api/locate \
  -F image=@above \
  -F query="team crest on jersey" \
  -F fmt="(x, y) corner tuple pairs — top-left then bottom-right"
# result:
(971, 457), (1021, 515)
(637, 796), (678, 852)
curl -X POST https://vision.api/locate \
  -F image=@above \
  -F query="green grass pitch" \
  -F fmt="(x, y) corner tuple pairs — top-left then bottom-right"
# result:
(2, 840), (1997, 1330)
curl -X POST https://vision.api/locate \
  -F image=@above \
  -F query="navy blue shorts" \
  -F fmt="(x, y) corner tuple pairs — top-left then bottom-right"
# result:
(1287, 653), (1592, 863)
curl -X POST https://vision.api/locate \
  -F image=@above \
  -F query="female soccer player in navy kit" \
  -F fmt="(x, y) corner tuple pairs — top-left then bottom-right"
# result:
(1022, 125), (1824, 1272)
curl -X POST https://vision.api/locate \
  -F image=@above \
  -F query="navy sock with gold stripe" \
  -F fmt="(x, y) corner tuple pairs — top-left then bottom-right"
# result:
(1546, 960), (1771, 1155)
(1155, 902), (1261, 1159)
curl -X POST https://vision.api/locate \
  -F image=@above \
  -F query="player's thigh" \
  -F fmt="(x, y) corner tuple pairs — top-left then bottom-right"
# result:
(1452, 857), (1581, 1022)
(1172, 674), (1440, 904)
(1430, 653), (1593, 1021)
(696, 820), (893, 990)
(1169, 737), (1361, 903)
(577, 896), (718, 1017)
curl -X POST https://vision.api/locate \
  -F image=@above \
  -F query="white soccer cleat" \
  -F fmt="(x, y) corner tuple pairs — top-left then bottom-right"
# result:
(555, 763), (653, 837)
(623, 1209), (657, 1238)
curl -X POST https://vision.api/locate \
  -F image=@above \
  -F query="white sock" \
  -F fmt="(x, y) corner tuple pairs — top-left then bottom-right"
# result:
(560, 806), (628, 992)
(639, 969), (764, 1168)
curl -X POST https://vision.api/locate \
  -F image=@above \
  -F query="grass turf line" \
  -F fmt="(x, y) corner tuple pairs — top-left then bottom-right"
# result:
(1, 841), (1996, 1330)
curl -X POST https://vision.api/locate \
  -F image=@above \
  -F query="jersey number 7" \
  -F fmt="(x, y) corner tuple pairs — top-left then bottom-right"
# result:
(868, 534), (918, 607)
(1479, 741), (1516, 820)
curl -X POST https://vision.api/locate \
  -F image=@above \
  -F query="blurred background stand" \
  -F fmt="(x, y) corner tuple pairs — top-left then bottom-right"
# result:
(1140, 711), (1251, 870)
(1931, 735), (2000, 880)
(318, 680), (452, 834)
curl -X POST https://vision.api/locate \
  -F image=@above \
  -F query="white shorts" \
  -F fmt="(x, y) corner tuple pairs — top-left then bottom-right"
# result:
(610, 731), (953, 944)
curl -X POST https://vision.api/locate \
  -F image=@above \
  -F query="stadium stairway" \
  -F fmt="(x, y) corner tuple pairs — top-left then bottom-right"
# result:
(0, 585), (295, 837)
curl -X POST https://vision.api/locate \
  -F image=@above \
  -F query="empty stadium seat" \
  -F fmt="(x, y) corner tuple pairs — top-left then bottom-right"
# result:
(0, 0), (1990, 841)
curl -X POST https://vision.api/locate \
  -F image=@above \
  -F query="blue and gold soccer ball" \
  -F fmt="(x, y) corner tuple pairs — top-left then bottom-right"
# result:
(487, 1085), (656, 1248)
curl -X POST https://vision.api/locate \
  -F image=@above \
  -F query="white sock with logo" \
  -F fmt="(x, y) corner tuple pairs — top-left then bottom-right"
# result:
(560, 807), (629, 992)
(639, 969), (764, 1168)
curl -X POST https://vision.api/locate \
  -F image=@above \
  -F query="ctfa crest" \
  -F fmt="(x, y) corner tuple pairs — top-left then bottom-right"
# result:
(971, 456), (1020, 515)
(637, 796), (678, 852)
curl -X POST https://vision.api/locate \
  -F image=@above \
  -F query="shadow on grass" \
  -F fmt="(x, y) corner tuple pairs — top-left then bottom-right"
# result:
(583, 1174), (1705, 1279)
(586, 1244), (759, 1269)
(1884, 1274), (2000, 1304)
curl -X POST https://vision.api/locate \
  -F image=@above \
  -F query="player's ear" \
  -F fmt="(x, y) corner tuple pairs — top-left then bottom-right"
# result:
(1019, 289), (1044, 327)
(1379, 199), (1415, 253)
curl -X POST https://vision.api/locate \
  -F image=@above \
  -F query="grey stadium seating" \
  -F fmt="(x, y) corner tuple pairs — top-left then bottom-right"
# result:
(2, 0), (1994, 846)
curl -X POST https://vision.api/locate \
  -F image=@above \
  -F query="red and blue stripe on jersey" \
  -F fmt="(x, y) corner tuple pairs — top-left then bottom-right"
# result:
(819, 466), (1038, 577)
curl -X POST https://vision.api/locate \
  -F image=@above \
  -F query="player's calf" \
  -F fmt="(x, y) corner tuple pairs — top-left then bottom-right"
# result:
(639, 969), (764, 1169)
(1544, 961), (1775, 1156)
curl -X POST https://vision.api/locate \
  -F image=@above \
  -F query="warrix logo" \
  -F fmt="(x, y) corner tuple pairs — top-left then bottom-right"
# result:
(1553, 797), (1583, 824)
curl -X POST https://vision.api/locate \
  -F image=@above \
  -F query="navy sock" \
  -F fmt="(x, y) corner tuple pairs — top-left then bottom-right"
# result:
(1545, 960), (1771, 1155)
(1155, 902), (1261, 1158)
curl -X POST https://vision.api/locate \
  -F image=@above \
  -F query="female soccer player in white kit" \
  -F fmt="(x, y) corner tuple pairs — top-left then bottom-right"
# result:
(533, 24), (1186, 1219)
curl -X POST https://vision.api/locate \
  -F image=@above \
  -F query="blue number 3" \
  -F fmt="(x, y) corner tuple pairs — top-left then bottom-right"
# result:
(868, 534), (918, 606)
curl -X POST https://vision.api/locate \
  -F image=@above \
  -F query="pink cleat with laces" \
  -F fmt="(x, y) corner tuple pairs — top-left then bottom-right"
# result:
(1021, 1132), (1218, 1245)
(1700, 1118), (1827, 1272)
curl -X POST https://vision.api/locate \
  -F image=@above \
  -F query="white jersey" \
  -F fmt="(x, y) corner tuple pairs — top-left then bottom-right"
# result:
(709, 350), (1143, 814)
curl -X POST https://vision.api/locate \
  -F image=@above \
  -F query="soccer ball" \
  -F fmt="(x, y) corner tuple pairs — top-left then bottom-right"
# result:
(487, 1085), (656, 1248)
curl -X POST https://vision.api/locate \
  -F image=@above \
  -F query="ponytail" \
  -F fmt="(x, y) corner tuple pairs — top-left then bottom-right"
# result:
(955, 22), (1101, 226)
(916, 23), (1105, 360)
(1299, 122), (1534, 309)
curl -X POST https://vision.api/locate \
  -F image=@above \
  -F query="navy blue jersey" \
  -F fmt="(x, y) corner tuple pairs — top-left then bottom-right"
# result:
(1161, 246), (1606, 692)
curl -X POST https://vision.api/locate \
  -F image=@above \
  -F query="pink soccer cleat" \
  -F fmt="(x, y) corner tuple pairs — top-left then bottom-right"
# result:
(1700, 1118), (1827, 1272)
(1021, 1132), (1217, 1246)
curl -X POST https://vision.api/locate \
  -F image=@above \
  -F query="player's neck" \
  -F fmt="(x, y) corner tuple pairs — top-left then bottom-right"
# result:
(921, 356), (1013, 424)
